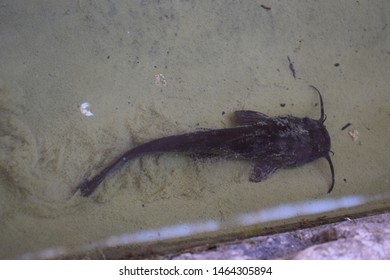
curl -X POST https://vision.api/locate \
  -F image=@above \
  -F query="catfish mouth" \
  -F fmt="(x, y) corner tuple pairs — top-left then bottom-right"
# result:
(314, 124), (331, 159)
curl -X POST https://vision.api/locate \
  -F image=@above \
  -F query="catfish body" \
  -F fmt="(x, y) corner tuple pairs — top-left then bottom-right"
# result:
(78, 86), (334, 197)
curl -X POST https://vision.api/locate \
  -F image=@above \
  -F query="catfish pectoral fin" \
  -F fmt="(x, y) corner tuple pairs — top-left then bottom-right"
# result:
(249, 161), (279, 182)
(234, 110), (270, 126)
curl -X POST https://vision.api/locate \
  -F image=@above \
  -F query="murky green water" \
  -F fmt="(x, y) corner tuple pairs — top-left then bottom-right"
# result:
(1, 0), (389, 259)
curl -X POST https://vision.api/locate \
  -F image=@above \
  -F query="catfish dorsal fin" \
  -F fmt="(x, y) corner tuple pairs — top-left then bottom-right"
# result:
(234, 110), (270, 126)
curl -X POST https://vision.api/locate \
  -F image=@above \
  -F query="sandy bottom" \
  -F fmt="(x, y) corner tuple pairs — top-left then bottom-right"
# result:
(0, 0), (389, 259)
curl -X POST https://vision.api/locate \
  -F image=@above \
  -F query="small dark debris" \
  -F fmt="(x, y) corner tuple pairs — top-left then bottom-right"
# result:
(154, 65), (157, 68)
(341, 123), (351, 131)
(222, 111), (225, 115)
(287, 56), (296, 79)
(280, 103), (286, 107)
(334, 63), (340, 67)
(260, 4), (271, 10)
(107, 55), (110, 59)
(207, 245), (217, 251)
(343, 178), (347, 182)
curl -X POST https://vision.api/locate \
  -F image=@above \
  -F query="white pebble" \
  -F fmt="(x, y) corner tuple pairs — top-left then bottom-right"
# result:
(80, 102), (94, 117)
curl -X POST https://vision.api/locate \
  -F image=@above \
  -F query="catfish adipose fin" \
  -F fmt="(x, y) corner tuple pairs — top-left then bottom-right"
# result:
(77, 86), (334, 197)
